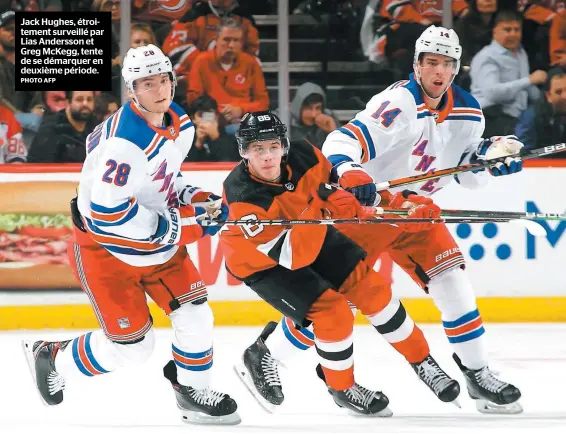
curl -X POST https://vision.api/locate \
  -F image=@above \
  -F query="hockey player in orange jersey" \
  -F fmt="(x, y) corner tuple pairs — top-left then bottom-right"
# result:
(221, 111), (460, 415)
(21, 45), (240, 425)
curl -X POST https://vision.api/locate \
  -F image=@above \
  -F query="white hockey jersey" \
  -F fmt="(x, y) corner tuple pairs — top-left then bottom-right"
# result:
(77, 100), (196, 267)
(322, 74), (489, 196)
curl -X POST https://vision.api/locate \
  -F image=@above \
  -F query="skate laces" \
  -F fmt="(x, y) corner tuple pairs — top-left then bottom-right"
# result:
(261, 353), (281, 387)
(345, 384), (378, 408)
(47, 371), (66, 395)
(419, 358), (452, 395)
(189, 388), (226, 407)
(475, 367), (507, 394)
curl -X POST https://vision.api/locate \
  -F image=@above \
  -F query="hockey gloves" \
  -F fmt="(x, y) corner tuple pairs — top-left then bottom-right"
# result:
(388, 190), (441, 232)
(476, 135), (524, 176)
(317, 183), (363, 218)
(337, 163), (377, 206)
(152, 204), (205, 245)
(197, 202), (229, 237)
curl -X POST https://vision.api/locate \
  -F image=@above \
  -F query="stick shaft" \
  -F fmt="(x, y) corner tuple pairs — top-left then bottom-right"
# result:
(375, 144), (566, 191)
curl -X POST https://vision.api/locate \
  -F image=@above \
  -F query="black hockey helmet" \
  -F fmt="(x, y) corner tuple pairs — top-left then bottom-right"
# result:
(236, 111), (290, 157)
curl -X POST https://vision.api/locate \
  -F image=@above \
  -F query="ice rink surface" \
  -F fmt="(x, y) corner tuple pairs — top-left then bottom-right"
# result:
(3, 324), (566, 434)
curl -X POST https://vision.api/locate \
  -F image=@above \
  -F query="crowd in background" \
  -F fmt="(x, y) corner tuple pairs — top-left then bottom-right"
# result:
(2, 0), (566, 164)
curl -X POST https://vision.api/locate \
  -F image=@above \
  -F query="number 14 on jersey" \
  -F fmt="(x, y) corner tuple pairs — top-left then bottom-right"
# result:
(371, 100), (401, 128)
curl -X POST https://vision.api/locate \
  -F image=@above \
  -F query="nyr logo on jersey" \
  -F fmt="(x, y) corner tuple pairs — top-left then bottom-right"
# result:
(411, 138), (441, 193)
(152, 160), (180, 207)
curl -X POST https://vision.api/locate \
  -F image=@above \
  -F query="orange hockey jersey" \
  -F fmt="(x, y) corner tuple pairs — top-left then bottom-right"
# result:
(220, 141), (334, 279)
(162, 13), (259, 76)
(186, 50), (269, 113)
(378, 0), (468, 23)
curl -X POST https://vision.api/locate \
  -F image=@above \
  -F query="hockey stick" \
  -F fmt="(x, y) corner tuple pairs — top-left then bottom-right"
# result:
(202, 216), (546, 236)
(374, 143), (566, 191)
(373, 207), (566, 222)
(369, 208), (549, 236)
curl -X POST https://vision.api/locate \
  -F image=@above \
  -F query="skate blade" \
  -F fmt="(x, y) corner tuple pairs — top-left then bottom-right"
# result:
(475, 398), (523, 414)
(179, 406), (241, 425)
(233, 363), (279, 414)
(346, 406), (393, 418)
(21, 340), (50, 407)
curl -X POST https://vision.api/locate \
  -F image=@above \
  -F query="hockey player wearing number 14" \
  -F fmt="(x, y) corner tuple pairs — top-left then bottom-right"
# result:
(244, 26), (523, 414)
(21, 45), (240, 425)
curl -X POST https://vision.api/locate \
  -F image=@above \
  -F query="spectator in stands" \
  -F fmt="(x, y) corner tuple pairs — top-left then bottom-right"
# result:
(0, 103), (26, 163)
(33, 91), (68, 115)
(549, 7), (566, 67)
(93, 92), (119, 123)
(27, 91), (95, 163)
(455, 0), (498, 67)
(518, 0), (561, 71)
(0, 11), (40, 131)
(185, 94), (240, 162)
(0, 11), (24, 112)
(282, 82), (341, 149)
(187, 17), (269, 134)
(360, 0), (468, 74)
(162, 0), (259, 86)
(130, 22), (157, 48)
(92, 0), (121, 98)
(471, 10), (546, 137)
(515, 68), (566, 155)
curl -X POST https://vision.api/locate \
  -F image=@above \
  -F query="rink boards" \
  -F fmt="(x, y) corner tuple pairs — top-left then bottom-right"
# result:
(1, 161), (565, 329)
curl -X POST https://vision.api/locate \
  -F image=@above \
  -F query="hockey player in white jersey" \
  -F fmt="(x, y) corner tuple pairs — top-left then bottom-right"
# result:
(241, 26), (524, 414)
(22, 45), (240, 425)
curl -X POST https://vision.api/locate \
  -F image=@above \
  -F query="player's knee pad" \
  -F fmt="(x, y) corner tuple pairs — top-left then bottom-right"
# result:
(110, 328), (156, 366)
(310, 290), (353, 342)
(346, 269), (392, 316)
(427, 267), (477, 319)
(169, 301), (214, 346)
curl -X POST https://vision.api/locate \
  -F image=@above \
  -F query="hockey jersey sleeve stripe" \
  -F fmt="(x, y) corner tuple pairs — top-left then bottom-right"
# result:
(342, 123), (371, 163)
(85, 218), (173, 253)
(90, 198), (138, 224)
(347, 119), (377, 162)
(338, 127), (356, 140)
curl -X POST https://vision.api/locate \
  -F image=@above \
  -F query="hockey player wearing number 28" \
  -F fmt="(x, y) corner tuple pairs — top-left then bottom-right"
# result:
(244, 26), (524, 415)
(21, 44), (240, 425)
